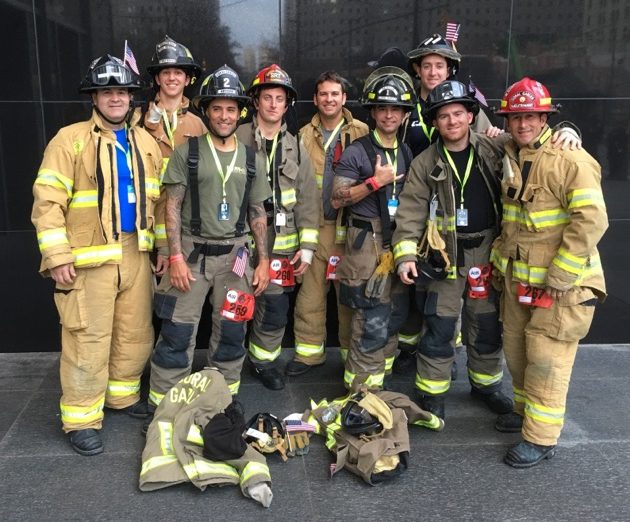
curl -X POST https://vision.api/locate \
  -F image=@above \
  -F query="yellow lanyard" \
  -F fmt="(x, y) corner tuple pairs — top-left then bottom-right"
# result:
(161, 109), (178, 149)
(443, 146), (474, 208)
(206, 134), (239, 200)
(372, 129), (398, 197)
(416, 102), (436, 141)
(323, 119), (344, 152)
(266, 133), (279, 179)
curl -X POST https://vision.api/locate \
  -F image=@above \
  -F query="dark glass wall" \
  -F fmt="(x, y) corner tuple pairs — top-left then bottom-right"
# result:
(2, 0), (628, 352)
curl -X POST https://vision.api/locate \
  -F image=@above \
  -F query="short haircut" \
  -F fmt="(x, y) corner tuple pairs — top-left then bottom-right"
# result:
(313, 71), (347, 95)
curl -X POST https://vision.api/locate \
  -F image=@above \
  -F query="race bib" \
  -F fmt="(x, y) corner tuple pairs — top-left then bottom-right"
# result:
(220, 289), (255, 322)
(269, 258), (295, 286)
(516, 283), (554, 308)
(467, 264), (492, 299)
(326, 255), (342, 280)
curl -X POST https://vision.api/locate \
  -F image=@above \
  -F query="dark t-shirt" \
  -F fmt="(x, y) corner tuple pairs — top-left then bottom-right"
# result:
(447, 144), (495, 233)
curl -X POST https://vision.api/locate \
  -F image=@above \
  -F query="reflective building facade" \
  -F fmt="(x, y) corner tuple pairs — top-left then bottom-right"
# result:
(2, 0), (628, 351)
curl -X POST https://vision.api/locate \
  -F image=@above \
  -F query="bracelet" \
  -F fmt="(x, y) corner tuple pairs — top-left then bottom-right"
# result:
(364, 176), (381, 192)
(169, 254), (184, 263)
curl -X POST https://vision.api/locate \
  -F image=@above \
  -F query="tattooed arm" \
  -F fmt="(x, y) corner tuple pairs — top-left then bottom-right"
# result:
(165, 183), (195, 292)
(248, 201), (270, 296)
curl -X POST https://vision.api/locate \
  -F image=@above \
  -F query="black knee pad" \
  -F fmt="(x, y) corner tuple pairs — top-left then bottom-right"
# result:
(152, 319), (195, 368)
(360, 304), (390, 353)
(470, 311), (501, 355)
(340, 282), (377, 309)
(419, 315), (457, 359)
(214, 320), (247, 362)
(388, 293), (407, 338)
(154, 293), (177, 320)
(260, 293), (289, 331)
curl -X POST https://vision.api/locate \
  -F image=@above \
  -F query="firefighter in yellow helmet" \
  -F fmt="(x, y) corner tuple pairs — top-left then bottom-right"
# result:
(31, 55), (163, 455)
(491, 77), (608, 468)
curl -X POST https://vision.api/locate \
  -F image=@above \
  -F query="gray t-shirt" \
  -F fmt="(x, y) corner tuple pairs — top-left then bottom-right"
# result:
(163, 135), (272, 239)
(334, 136), (410, 218)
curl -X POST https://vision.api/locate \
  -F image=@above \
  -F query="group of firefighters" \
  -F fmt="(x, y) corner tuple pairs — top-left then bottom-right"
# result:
(32, 33), (607, 470)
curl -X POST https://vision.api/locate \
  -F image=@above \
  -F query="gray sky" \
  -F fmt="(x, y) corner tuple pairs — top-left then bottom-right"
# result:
(220, 0), (280, 48)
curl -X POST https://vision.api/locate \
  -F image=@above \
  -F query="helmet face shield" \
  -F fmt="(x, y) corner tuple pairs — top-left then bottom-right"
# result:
(90, 63), (134, 87)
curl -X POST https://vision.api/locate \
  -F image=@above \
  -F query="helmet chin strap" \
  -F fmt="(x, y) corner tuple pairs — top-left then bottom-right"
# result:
(93, 104), (129, 127)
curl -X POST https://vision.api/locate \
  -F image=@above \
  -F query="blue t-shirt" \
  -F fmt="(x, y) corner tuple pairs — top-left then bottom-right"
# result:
(114, 128), (136, 232)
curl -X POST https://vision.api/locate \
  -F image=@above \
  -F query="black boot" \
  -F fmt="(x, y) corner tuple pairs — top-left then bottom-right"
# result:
(285, 360), (323, 377)
(392, 349), (416, 375)
(69, 429), (103, 456)
(251, 365), (285, 390)
(416, 392), (445, 420)
(119, 400), (155, 419)
(504, 441), (556, 468)
(495, 412), (523, 433)
(470, 388), (513, 414)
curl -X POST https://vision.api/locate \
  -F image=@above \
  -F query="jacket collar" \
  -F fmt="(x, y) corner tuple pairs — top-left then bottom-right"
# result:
(308, 106), (354, 132)
(252, 114), (286, 149)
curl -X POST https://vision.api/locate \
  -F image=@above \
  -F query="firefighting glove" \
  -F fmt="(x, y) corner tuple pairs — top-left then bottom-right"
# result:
(365, 251), (395, 299)
(285, 431), (310, 457)
(426, 221), (451, 271)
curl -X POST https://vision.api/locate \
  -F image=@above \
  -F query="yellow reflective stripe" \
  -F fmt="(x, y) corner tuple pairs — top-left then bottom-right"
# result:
(69, 190), (98, 208)
(140, 455), (178, 476)
(280, 188), (297, 206)
(315, 173), (323, 190)
(384, 356), (395, 372)
(467, 369), (503, 387)
(325, 419), (342, 450)
(512, 260), (547, 285)
(335, 225), (347, 243)
(446, 266), (457, 280)
(228, 381), (240, 395)
(72, 244), (123, 266)
(339, 347), (348, 363)
(295, 342), (324, 357)
(435, 215), (455, 232)
(502, 203), (522, 223)
(154, 224), (167, 240)
(513, 386), (526, 406)
(567, 188), (604, 209)
(300, 228), (319, 244)
(106, 379), (140, 397)
(490, 248), (508, 275)
(273, 233), (299, 251)
(248, 341), (281, 362)
(240, 461), (271, 485)
(37, 227), (69, 250)
(398, 332), (421, 346)
(60, 397), (104, 425)
(576, 254), (602, 283)
(343, 368), (355, 388)
(364, 373), (385, 388)
(183, 460), (240, 480)
(393, 240), (417, 261)
(138, 229), (155, 250)
(187, 425), (204, 446)
(528, 208), (570, 228)
(413, 414), (444, 431)
(149, 389), (165, 407)
(415, 374), (450, 394)
(552, 247), (587, 275)
(36, 168), (74, 197)
(524, 399), (565, 425)
(159, 420), (174, 455)
(145, 177), (160, 198)
(160, 158), (169, 181)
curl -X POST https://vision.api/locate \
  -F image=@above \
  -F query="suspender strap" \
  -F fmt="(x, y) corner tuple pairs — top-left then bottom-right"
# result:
(187, 137), (201, 236)
(356, 135), (393, 249)
(235, 145), (257, 237)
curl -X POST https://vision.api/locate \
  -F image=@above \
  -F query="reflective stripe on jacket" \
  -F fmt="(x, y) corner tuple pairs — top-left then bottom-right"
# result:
(490, 125), (607, 298)
(32, 110), (162, 274)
